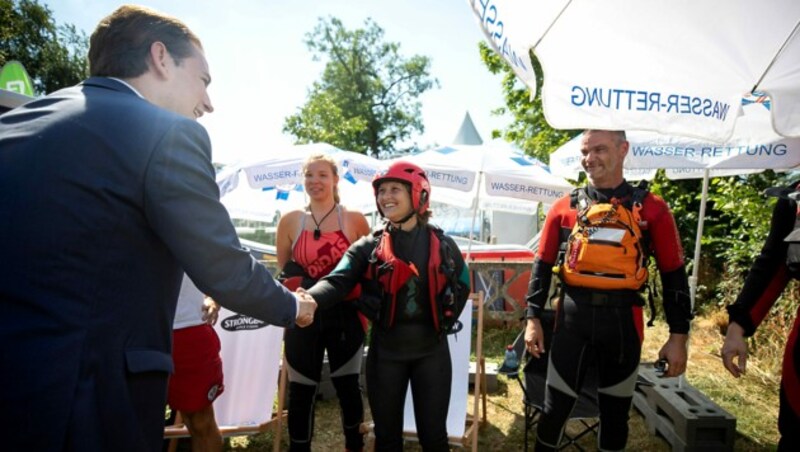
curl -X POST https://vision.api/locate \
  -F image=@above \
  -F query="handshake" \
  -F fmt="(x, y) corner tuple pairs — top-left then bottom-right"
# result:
(294, 288), (317, 328)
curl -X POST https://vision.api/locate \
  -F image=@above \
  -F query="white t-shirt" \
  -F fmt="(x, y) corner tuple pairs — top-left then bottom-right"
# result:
(173, 275), (206, 330)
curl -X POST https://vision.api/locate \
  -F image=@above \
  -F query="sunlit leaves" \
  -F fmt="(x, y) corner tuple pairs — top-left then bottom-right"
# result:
(0, 0), (88, 95)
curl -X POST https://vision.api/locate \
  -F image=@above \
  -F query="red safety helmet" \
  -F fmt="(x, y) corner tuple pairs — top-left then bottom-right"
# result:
(372, 161), (431, 215)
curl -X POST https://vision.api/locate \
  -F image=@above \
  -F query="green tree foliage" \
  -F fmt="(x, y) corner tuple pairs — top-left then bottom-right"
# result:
(705, 173), (786, 271)
(477, 42), (579, 162)
(0, 0), (88, 95)
(704, 171), (800, 353)
(648, 170), (794, 311)
(284, 17), (438, 157)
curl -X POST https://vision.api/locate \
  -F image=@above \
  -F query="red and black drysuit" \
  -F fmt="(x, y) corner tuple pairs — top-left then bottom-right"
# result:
(525, 181), (693, 451)
(307, 223), (470, 452)
(727, 189), (800, 451)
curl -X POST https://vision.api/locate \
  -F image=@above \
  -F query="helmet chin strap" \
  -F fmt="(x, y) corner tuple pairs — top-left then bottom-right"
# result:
(395, 210), (417, 230)
(387, 209), (418, 230)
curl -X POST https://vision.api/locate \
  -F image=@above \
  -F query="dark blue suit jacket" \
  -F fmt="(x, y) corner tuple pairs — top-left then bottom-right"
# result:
(0, 78), (297, 451)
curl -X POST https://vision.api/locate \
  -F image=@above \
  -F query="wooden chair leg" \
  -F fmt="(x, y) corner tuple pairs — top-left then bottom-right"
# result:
(471, 291), (485, 451)
(480, 357), (488, 424)
(273, 357), (289, 452)
(167, 411), (183, 452)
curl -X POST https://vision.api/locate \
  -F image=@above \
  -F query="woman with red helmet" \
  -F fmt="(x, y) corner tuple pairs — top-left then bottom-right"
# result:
(306, 160), (471, 451)
(275, 153), (371, 451)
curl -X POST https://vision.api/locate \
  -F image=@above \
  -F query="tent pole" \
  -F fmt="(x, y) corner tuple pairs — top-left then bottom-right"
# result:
(466, 172), (483, 261)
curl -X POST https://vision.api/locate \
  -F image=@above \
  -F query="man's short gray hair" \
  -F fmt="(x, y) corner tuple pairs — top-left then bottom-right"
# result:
(584, 129), (627, 144)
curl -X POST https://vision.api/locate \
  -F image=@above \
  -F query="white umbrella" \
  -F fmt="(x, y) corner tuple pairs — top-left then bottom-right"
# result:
(468, 0), (800, 142)
(549, 98), (800, 306)
(217, 144), (382, 222)
(400, 142), (573, 257)
(551, 97), (800, 178)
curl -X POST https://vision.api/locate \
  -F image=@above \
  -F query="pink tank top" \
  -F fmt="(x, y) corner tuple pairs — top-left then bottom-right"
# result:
(292, 206), (352, 279)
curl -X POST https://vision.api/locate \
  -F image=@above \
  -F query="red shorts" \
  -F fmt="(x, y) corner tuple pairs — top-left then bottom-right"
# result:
(167, 324), (224, 413)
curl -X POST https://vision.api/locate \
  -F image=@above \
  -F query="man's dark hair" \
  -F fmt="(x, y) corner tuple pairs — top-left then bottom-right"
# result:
(89, 5), (202, 78)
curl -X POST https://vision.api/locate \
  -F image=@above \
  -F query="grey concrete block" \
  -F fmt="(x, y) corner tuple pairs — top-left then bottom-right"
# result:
(633, 364), (735, 451)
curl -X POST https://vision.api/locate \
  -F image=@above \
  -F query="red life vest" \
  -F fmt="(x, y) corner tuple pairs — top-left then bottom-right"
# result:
(367, 227), (454, 332)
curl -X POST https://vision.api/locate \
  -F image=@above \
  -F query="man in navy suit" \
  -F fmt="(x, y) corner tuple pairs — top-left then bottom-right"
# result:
(0, 5), (316, 451)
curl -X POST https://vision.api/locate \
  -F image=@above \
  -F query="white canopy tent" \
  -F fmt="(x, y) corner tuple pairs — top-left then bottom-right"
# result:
(398, 142), (573, 257)
(217, 143), (382, 223)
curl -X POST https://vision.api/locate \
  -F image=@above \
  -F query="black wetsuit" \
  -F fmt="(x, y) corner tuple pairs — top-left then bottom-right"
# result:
(307, 224), (470, 452)
(527, 182), (693, 451)
(281, 212), (365, 452)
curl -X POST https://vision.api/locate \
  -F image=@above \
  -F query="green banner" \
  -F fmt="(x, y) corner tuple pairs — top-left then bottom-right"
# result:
(0, 61), (34, 96)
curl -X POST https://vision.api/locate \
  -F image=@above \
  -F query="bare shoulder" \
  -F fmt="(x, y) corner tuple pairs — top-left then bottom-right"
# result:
(277, 210), (305, 233)
(342, 207), (366, 220)
(343, 208), (371, 237)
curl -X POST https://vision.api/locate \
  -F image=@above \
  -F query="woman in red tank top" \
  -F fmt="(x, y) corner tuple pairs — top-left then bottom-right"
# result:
(276, 153), (371, 452)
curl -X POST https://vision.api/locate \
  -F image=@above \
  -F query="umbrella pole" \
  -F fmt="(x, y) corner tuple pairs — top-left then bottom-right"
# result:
(689, 170), (710, 312)
(466, 172), (483, 261)
(682, 169), (710, 388)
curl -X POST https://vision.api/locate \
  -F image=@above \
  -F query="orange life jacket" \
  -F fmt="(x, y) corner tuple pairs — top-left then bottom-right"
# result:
(558, 186), (650, 291)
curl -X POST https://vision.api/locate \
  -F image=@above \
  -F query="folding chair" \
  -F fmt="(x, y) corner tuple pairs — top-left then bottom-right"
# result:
(499, 310), (600, 451)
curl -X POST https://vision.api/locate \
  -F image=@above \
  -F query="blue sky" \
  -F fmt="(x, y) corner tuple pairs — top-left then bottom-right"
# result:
(48, 0), (511, 165)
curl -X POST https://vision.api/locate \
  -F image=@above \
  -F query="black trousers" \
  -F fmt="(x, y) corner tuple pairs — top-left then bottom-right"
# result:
(366, 338), (452, 452)
(285, 306), (365, 451)
(535, 294), (642, 451)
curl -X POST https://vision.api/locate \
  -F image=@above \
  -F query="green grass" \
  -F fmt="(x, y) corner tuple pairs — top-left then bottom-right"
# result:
(684, 313), (782, 451)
